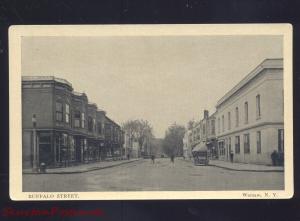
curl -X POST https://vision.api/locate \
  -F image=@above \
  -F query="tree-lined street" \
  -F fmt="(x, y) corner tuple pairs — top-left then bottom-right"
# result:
(23, 158), (283, 192)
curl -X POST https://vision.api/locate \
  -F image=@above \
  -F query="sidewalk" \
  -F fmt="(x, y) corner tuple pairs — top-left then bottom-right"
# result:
(23, 159), (140, 174)
(209, 160), (284, 172)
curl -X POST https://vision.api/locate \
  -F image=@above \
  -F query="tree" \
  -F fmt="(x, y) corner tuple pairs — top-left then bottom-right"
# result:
(187, 119), (195, 130)
(163, 123), (186, 157)
(122, 119), (154, 156)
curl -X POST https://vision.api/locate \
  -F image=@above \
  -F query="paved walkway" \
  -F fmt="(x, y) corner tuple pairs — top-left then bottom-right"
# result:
(23, 159), (140, 174)
(209, 160), (284, 172)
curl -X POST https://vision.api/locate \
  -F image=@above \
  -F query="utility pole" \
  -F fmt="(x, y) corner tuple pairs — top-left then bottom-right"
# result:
(32, 114), (38, 172)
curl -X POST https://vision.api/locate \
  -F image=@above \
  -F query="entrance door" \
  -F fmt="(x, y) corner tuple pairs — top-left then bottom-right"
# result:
(38, 132), (52, 166)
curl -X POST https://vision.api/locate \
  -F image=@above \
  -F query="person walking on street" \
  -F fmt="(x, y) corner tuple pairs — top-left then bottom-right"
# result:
(151, 155), (155, 164)
(170, 154), (175, 167)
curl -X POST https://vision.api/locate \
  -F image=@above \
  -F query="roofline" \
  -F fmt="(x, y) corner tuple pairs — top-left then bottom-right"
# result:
(22, 76), (73, 88)
(216, 58), (283, 108)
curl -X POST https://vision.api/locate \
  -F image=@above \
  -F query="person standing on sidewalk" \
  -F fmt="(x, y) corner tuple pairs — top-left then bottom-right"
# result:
(230, 150), (234, 163)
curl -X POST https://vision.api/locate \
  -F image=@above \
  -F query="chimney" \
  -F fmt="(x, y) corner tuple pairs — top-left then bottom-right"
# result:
(204, 110), (209, 119)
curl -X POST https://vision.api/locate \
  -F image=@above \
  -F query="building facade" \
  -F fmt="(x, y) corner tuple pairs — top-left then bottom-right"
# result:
(215, 58), (284, 165)
(22, 76), (124, 169)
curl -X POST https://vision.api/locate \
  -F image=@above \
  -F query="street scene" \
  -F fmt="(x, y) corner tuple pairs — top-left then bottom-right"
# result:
(23, 158), (283, 192)
(20, 34), (285, 192)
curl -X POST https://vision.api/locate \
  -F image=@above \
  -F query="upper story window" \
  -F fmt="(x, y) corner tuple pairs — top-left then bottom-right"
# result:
(244, 102), (248, 124)
(56, 102), (63, 122)
(202, 124), (206, 136)
(88, 117), (93, 132)
(74, 111), (80, 128)
(218, 118), (220, 134)
(65, 104), (70, 123)
(81, 112), (85, 128)
(93, 119), (96, 132)
(256, 94), (261, 119)
(228, 112), (231, 130)
(222, 115), (225, 132)
(97, 122), (102, 134)
(211, 119), (215, 135)
(235, 107), (239, 127)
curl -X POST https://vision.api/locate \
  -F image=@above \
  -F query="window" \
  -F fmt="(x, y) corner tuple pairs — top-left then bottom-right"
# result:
(228, 137), (231, 155)
(74, 111), (80, 128)
(202, 124), (206, 136)
(219, 141), (225, 156)
(244, 134), (250, 154)
(222, 115), (224, 132)
(235, 107), (239, 127)
(56, 102), (63, 122)
(235, 136), (240, 154)
(244, 102), (248, 124)
(228, 112), (231, 130)
(81, 113), (85, 128)
(218, 118), (220, 134)
(256, 94), (261, 119)
(88, 117), (93, 132)
(97, 122), (102, 134)
(93, 119), (96, 132)
(65, 104), (70, 123)
(278, 129), (284, 153)
(211, 119), (215, 135)
(257, 131), (261, 154)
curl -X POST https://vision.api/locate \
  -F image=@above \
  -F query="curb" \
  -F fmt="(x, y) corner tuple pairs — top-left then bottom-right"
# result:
(208, 164), (284, 172)
(23, 159), (140, 175)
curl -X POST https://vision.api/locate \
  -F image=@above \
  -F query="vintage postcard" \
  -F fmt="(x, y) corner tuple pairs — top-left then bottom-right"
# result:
(9, 24), (293, 200)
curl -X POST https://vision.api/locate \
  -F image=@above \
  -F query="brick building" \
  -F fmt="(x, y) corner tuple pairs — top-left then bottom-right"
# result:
(22, 76), (124, 169)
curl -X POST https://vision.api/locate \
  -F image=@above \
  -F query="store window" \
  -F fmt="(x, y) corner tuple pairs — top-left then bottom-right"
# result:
(219, 141), (225, 156)
(56, 102), (63, 122)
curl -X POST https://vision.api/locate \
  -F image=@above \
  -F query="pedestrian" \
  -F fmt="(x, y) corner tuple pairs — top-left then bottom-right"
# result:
(170, 154), (175, 167)
(127, 153), (130, 160)
(230, 150), (234, 163)
(271, 150), (278, 166)
(151, 155), (155, 164)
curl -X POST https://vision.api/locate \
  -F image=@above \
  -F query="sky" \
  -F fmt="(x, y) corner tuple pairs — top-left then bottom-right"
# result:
(21, 35), (283, 138)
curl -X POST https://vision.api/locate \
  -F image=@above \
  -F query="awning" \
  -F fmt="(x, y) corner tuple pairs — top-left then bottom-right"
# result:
(192, 142), (207, 152)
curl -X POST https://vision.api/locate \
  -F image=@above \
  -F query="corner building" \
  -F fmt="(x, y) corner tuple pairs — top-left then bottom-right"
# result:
(22, 76), (123, 169)
(215, 59), (284, 165)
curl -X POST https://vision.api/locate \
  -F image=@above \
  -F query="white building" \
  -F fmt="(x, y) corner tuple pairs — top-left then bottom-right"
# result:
(215, 58), (284, 165)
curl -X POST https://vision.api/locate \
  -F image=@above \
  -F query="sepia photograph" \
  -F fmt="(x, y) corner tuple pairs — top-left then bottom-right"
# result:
(9, 24), (293, 200)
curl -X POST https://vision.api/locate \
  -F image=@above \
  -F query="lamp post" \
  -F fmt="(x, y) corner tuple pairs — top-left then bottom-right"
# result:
(32, 114), (38, 172)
